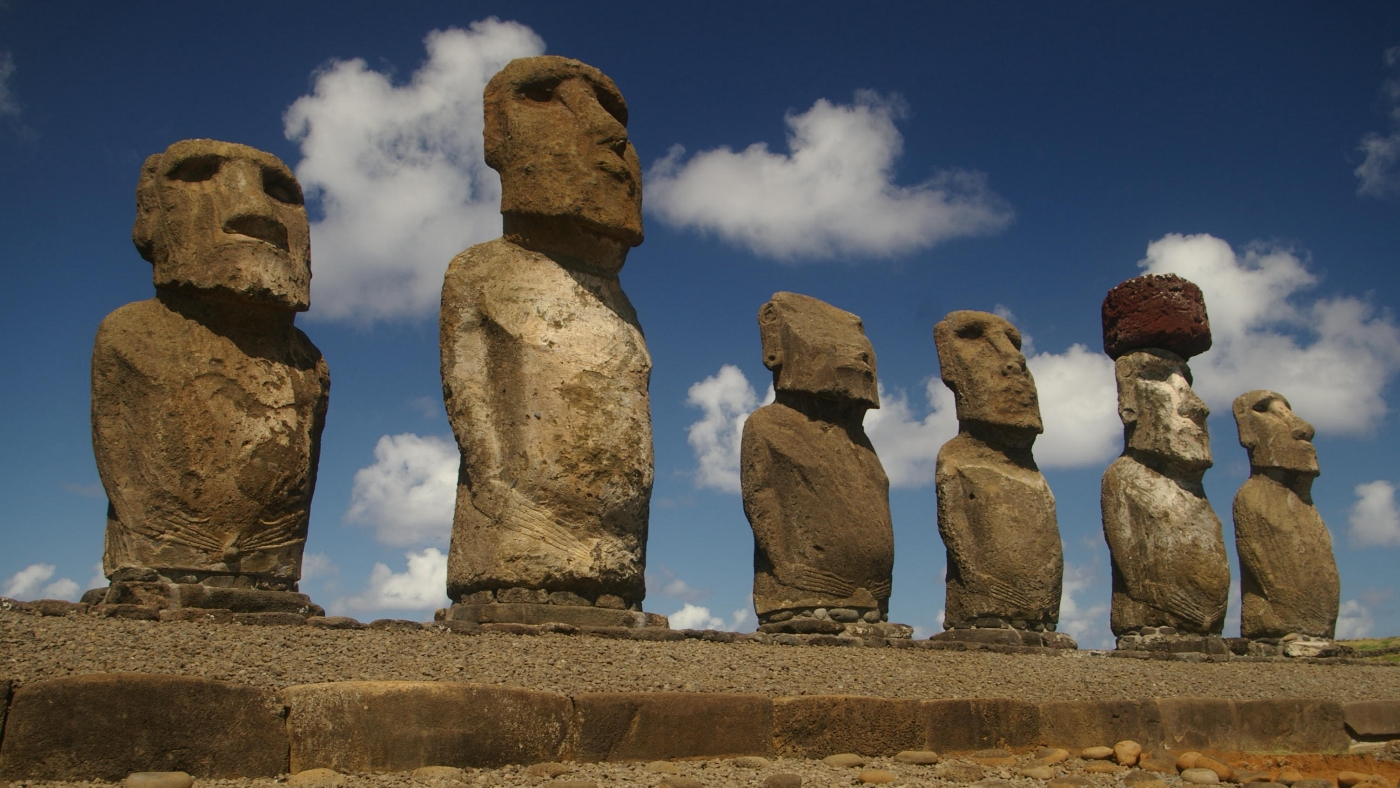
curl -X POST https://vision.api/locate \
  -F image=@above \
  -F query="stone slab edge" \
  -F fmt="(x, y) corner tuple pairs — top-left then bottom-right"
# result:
(0, 677), (1366, 778)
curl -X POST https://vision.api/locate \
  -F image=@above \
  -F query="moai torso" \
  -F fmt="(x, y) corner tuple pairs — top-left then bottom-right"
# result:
(93, 139), (328, 592)
(741, 292), (894, 625)
(1232, 390), (1339, 639)
(441, 56), (653, 608)
(933, 311), (1063, 630)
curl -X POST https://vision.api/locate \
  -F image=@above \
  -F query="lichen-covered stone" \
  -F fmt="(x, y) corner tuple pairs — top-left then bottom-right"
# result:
(92, 140), (328, 591)
(1102, 350), (1228, 636)
(441, 57), (651, 607)
(1102, 274), (1211, 360)
(933, 311), (1063, 630)
(742, 293), (892, 620)
(1232, 390), (1339, 639)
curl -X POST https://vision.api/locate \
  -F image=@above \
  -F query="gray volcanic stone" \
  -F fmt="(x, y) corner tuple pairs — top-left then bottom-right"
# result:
(441, 57), (653, 612)
(933, 311), (1064, 631)
(1232, 390), (1339, 639)
(1102, 273), (1212, 360)
(1103, 349), (1228, 636)
(743, 293), (893, 623)
(92, 139), (328, 595)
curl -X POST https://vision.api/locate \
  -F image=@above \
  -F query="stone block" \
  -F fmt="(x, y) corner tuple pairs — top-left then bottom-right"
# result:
(442, 603), (667, 629)
(1038, 700), (1163, 750)
(922, 698), (1041, 752)
(1235, 699), (1348, 753)
(282, 681), (570, 772)
(1343, 700), (1400, 740)
(773, 696), (923, 757)
(172, 585), (323, 615)
(1102, 273), (1211, 360)
(0, 673), (288, 780)
(572, 692), (771, 762)
(1156, 698), (1238, 751)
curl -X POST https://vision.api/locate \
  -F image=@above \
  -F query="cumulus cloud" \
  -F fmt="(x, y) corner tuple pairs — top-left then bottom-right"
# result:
(647, 565), (711, 604)
(1141, 233), (1400, 435)
(1026, 345), (1120, 468)
(1356, 44), (1400, 198)
(1349, 480), (1400, 548)
(331, 548), (449, 619)
(2, 563), (82, 601)
(0, 52), (19, 118)
(285, 20), (544, 322)
(1058, 559), (1111, 649)
(646, 91), (1012, 260)
(863, 379), (957, 488)
(1336, 598), (1375, 640)
(301, 553), (339, 581)
(668, 603), (752, 632)
(685, 365), (771, 493)
(346, 433), (459, 547)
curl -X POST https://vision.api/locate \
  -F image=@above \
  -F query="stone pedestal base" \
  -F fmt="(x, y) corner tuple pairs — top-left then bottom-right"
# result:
(757, 618), (913, 639)
(83, 581), (324, 616)
(437, 602), (669, 629)
(1115, 626), (1227, 654)
(1226, 634), (1347, 658)
(932, 627), (1077, 649)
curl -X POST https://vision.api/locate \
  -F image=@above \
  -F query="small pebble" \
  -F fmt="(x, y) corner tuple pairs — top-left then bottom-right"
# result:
(124, 773), (192, 788)
(1081, 746), (1115, 760)
(660, 777), (703, 788)
(1115, 740), (1143, 766)
(895, 750), (941, 765)
(288, 769), (346, 788)
(858, 770), (897, 784)
(1019, 766), (1054, 780)
(1182, 768), (1222, 785)
(1037, 747), (1071, 765)
(1292, 781), (1335, 788)
(971, 749), (1016, 767)
(1277, 768), (1304, 785)
(764, 775), (802, 788)
(731, 756), (772, 769)
(1234, 770), (1271, 784)
(1194, 755), (1232, 781)
(939, 763), (987, 783)
(646, 761), (681, 774)
(823, 753), (866, 768)
(1177, 752), (1203, 771)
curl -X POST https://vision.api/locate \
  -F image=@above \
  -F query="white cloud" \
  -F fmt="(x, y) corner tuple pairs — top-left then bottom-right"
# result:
(1336, 598), (1375, 640)
(1026, 345), (1120, 468)
(86, 562), (107, 592)
(1224, 577), (1242, 639)
(1355, 44), (1400, 198)
(1349, 480), (1400, 548)
(863, 379), (958, 488)
(647, 565), (711, 604)
(668, 602), (751, 632)
(301, 552), (339, 581)
(346, 433), (459, 547)
(1141, 233), (1400, 435)
(0, 52), (19, 118)
(646, 91), (1012, 260)
(285, 20), (545, 322)
(1058, 559), (1112, 649)
(2, 563), (82, 602)
(685, 365), (771, 493)
(332, 548), (450, 619)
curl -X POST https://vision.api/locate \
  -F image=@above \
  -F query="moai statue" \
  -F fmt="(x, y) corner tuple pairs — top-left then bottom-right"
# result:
(1233, 390), (1342, 657)
(438, 56), (664, 628)
(930, 311), (1074, 649)
(89, 139), (329, 615)
(1101, 273), (1230, 653)
(742, 292), (910, 639)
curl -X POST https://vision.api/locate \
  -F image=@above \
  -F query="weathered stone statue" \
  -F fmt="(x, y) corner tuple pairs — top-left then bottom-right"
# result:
(930, 311), (1073, 649)
(89, 139), (329, 615)
(1233, 390), (1341, 656)
(742, 292), (909, 639)
(438, 56), (663, 628)
(1100, 274), (1229, 652)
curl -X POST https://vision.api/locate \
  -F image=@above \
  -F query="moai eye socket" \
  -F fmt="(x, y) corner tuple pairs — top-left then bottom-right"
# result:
(262, 168), (304, 205)
(520, 80), (557, 103)
(166, 154), (223, 183)
(955, 322), (983, 340)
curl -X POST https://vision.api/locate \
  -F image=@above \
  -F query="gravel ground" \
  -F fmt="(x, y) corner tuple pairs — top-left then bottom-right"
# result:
(3, 611), (1398, 700)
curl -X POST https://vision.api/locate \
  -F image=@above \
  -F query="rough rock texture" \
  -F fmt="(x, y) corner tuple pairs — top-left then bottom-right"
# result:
(92, 139), (328, 594)
(1232, 391), (1340, 640)
(933, 311), (1063, 631)
(440, 56), (652, 610)
(1102, 274), (1212, 360)
(742, 293), (893, 621)
(1103, 350), (1228, 638)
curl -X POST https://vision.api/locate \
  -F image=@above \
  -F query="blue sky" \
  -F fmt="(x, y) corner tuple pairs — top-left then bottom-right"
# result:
(2, 3), (1398, 647)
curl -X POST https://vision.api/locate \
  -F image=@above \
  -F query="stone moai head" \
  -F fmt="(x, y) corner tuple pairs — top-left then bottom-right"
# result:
(133, 139), (311, 311)
(1115, 349), (1212, 469)
(1234, 390), (1319, 476)
(933, 310), (1042, 434)
(759, 292), (879, 410)
(484, 55), (643, 268)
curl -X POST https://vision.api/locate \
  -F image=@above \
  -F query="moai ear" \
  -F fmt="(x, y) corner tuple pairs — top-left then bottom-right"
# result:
(758, 301), (785, 372)
(132, 153), (163, 264)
